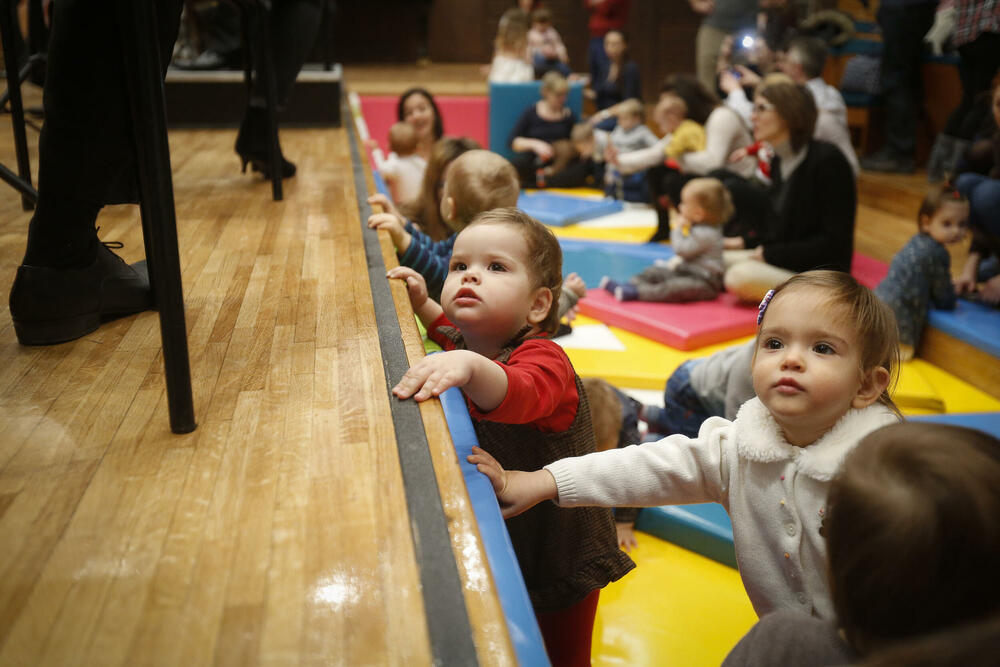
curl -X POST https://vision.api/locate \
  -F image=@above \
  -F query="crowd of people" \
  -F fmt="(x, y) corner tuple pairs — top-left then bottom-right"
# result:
(6, 1), (1000, 666)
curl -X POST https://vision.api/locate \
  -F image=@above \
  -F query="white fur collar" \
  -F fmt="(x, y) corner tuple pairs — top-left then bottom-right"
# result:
(733, 397), (899, 480)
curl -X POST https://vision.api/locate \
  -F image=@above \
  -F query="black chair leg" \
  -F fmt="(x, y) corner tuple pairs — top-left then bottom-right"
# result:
(116, 0), (196, 434)
(0, 0), (39, 210)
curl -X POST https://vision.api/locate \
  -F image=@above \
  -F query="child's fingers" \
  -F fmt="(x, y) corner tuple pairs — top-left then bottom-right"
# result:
(387, 266), (419, 281)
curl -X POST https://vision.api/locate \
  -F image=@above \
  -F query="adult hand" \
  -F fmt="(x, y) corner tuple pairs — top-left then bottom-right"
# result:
(728, 146), (750, 163)
(386, 266), (429, 311)
(533, 140), (555, 161)
(467, 446), (558, 519)
(981, 275), (1000, 305)
(605, 142), (619, 167)
(723, 236), (746, 250)
(924, 6), (956, 56)
(719, 70), (742, 95)
(733, 65), (760, 87)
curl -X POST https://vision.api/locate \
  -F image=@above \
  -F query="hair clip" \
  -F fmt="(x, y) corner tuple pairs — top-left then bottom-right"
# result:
(757, 289), (775, 326)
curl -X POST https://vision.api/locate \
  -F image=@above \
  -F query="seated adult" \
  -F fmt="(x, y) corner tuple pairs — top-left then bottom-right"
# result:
(508, 71), (588, 188)
(617, 74), (754, 241)
(722, 36), (859, 176)
(588, 29), (640, 130)
(723, 80), (856, 302)
(397, 87), (445, 161)
(954, 79), (1000, 305)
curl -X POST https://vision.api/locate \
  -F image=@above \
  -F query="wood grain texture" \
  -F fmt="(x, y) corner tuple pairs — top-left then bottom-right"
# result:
(0, 83), (513, 665)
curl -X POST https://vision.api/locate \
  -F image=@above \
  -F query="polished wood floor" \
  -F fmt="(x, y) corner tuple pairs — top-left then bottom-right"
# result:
(0, 66), (977, 665)
(0, 83), (513, 665)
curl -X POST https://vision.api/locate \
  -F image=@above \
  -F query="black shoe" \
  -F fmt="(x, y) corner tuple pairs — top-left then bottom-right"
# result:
(9, 243), (153, 345)
(235, 107), (296, 179)
(860, 149), (915, 174)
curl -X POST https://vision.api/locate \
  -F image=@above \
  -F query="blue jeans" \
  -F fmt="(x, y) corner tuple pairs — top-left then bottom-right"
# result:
(956, 172), (1000, 280)
(642, 360), (712, 439)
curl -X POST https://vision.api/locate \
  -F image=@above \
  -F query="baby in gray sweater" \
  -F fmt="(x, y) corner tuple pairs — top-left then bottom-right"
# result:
(602, 177), (734, 302)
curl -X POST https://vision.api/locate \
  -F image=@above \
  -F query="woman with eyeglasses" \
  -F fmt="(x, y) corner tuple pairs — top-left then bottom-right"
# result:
(722, 79), (857, 303)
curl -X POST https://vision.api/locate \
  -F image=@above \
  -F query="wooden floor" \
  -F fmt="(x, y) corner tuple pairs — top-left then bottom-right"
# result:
(0, 65), (981, 665)
(0, 84), (514, 665)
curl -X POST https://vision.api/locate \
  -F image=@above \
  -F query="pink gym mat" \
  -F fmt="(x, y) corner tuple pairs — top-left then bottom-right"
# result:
(577, 253), (892, 351)
(359, 95), (489, 155)
(578, 289), (759, 351)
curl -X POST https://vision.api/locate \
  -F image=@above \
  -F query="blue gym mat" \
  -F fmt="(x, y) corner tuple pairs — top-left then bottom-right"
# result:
(910, 412), (1000, 439)
(557, 238), (673, 288)
(927, 298), (1000, 358)
(635, 503), (736, 569)
(518, 192), (624, 227)
(438, 385), (550, 667)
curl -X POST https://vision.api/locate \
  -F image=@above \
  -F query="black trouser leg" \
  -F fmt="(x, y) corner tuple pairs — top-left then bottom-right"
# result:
(878, 3), (936, 158)
(24, 0), (182, 268)
(943, 33), (1000, 138)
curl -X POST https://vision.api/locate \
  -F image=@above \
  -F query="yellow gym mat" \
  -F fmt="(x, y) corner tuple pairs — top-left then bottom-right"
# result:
(593, 532), (757, 666)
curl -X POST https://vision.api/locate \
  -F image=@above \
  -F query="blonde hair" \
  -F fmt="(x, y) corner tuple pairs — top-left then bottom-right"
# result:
(682, 177), (735, 226)
(757, 270), (900, 415)
(465, 207), (563, 334)
(616, 98), (644, 120)
(570, 122), (594, 144)
(582, 377), (623, 451)
(401, 137), (480, 241)
(495, 8), (529, 54)
(387, 121), (418, 156)
(443, 150), (520, 232)
(540, 70), (569, 96)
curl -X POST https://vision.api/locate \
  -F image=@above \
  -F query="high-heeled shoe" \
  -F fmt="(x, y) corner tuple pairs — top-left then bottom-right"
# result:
(235, 106), (296, 179)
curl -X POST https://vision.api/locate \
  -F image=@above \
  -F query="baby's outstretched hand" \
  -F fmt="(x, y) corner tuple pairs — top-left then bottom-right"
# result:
(393, 349), (480, 402)
(367, 193), (401, 219)
(368, 212), (411, 251)
(386, 266), (428, 310)
(564, 272), (587, 299)
(467, 446), (558, 518)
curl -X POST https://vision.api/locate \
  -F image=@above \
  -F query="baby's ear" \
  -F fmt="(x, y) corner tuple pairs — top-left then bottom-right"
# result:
(441, 195), (456, 224)
(852, 366), (891, 409)
(526, 287), (554, 326)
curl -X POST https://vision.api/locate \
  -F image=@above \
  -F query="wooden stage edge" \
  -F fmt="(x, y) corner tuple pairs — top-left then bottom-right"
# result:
(918, 327), (1000, 400)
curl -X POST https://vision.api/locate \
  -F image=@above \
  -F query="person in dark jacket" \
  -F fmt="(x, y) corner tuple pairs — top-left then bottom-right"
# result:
(722, 80), (856, 303)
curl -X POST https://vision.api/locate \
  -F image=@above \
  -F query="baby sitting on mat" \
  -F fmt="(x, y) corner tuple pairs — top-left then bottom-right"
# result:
(601, 177), (734, 302)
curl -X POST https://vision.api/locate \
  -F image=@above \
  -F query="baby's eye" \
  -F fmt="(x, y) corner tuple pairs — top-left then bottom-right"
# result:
(488, 262), (507, 272)
(763, 338), (782, 350)
(450, 261), (467, 271)
(813, 343), (835, 355)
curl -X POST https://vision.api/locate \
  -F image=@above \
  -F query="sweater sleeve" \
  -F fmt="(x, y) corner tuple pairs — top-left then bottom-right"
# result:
(670, 223), (719, 261)
(763, 144), (856, 272)
(397, 233), (455, 298)
(617, 137), (669, 174)
(929, 244), (957, 310)
(678, 107), (748, 175)
(546, 416), (733, 509)
(509, 107), (535, 147)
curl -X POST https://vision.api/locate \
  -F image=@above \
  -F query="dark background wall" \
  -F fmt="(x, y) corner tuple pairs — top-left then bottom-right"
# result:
(333, 0), (702, 102)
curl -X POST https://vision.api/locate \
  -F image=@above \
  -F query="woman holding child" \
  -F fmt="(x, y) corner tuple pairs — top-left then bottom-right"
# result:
(722, 80), (856, 302)
(509, 72), (590, 188)
(396, 88), (445, 161)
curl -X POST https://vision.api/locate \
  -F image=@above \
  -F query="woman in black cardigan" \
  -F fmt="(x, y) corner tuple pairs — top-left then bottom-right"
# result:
(723, 79), (857, 302)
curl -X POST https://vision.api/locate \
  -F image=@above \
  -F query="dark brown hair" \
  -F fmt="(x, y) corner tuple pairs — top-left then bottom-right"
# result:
(917, 183), (969, 227)
(757, 80), (817, 152)
(582, 377), (623, 451)
(660, 74), (719, 126)
(444, 150), (520, 231)
(758, 270), (900, 415)
(827, 422), (1000, 654)
(466, 207), (563, 333)
(400, 136), (480, 241)
(396, 88), (444, 141)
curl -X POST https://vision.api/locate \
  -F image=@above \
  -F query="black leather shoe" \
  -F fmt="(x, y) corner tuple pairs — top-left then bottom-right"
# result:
(9, 243), (153, 345)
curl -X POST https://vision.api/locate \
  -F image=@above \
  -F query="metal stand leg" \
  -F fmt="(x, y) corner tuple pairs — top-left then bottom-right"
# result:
(0, 0), (39, 210)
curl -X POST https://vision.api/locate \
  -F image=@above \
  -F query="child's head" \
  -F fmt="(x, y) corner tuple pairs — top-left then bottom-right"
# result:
(388, 121), (418, 156)
(615, 98), (644, 131)
(917, 184), (969, 246)
(441, 208), (563, 341)
(582, 377), (624, 452)
(571, 122), (596, 157)
(678, 177), (735, 226)
(439, 150), (520, 233)
(752, 270), (898, 446)
(402, 136), (480, 241)
(654, 94), (687, 135)
(496, 8), (529, 54)
(826, 422), (1000, 654)
(530, 6), (552, 30)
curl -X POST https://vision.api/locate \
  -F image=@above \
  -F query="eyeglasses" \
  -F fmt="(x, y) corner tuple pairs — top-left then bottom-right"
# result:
(752, 102), (775, 114)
